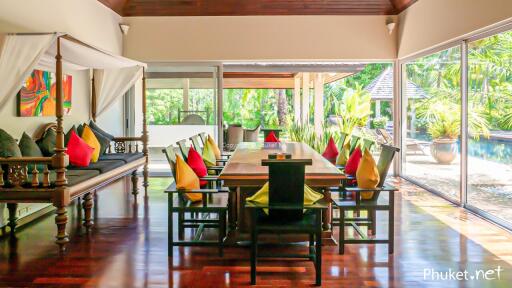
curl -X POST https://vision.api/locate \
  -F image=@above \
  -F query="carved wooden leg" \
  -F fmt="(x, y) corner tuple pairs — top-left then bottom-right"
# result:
(7, 203), (18, 236)
(82, 193), (94, 232)
(143, 164), (149, 196)
(131, 171), (139, 197)
(55, 206), (69, 252)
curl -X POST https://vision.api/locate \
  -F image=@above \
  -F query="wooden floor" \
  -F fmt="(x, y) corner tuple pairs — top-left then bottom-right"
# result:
(1, 177), (512, 287)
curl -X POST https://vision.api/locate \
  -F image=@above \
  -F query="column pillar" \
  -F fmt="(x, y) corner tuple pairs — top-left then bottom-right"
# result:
(302, 73), (310, 125)
(313, 73), (324, 135)
(294, 74), (302, 124)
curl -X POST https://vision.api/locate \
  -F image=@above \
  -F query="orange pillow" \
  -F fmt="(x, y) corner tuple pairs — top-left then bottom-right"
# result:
(81, 125), (101, 162)
(175, 155), (202, 202)
(356, 148), (380, 200)
(207, 135), (222, 160)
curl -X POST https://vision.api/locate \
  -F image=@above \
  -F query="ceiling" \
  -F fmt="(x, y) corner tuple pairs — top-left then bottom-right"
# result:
(98, 0), (418, 17)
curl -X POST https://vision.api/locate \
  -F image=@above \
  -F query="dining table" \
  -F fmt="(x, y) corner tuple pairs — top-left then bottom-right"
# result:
(218, 141), (345, 245)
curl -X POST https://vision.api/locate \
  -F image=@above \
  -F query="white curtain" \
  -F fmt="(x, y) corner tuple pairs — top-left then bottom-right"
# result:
(0, 34), (57, 112)
(94, 66), (143, 117)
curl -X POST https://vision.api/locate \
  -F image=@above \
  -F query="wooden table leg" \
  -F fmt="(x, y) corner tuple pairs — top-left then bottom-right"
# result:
(322, 187), (332, 231)
(228, 187), (238, 230)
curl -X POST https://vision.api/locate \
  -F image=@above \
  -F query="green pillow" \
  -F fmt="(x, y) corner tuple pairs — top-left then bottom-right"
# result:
(38, 129), (57, 156)
(90, 127), (111, 155)
(19, 132), (43, 157)
(19, 132), (45, 172)
(89, 120), (114, 140)
(65, 125), (78, 147)
(0, 129), (22, 158)
(77, 124), (84, 137)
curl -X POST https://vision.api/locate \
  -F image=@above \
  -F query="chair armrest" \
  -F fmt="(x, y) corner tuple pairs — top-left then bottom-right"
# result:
(207, 166), (224, 171)
(199, 175), (219, 182)
(336, 165), (345, 170)
(344, 185), (398, 193)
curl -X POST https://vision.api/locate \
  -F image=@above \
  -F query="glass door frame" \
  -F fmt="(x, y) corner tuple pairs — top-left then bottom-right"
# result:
(395, 21), (512, 231)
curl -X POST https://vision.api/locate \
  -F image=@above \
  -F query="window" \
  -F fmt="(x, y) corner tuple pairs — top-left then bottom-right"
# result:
(401, 46), (462, 201)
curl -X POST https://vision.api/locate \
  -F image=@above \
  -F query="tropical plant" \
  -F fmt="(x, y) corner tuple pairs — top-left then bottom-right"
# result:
(333, 85), (372, 135)
(371, 116), (389, 129)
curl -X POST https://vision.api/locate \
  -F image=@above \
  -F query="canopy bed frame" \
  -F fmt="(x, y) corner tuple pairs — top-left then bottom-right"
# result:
(0, 33), (148, 251)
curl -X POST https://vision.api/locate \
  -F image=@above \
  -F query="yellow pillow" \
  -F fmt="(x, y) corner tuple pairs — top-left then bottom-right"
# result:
(356, 148), (380, 200)
(336, 142), (351, 166)
(202, 140), (217, 167)
(247, 182), (324, 214)
(81, 125), (100, 162)
(175, 155), (202, 202)
(207, 135), (222, 160)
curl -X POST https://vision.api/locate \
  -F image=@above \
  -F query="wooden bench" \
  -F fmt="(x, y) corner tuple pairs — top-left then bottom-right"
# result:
(0, 123), (147, 252)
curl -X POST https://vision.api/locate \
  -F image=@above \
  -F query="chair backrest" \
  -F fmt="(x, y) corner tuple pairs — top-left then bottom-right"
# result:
(244, 125), (261, 142)
(262, 159), (312, 221)
(361, 138), (375, 151)
(176, 139), (189, 161)
(189, 135), (203, 154)
(349, 135), (361, 154)
(376, 144), (400, 188)
(199, 132), (207, 145)
(376, 128), (393, 144)
(227, 125), (244, 145)
(338, 132), (348, 150)
(162, 145), (178, 179)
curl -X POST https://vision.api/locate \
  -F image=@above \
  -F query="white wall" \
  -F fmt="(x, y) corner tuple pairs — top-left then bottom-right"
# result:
(398, 0), (512, 58)
(0, 0), (126, 137)
(123, 16), (398, 61)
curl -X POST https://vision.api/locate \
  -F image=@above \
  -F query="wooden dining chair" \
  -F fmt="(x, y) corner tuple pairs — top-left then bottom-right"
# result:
(245, 159), (327, 286)
(349, 135), (361, 154)
(198, 132), (232, 159)
(332, 144), (400, 255)
(162, 145), (228, 257)
(175, 140), (224, 175)
(176, 139), (228, 167)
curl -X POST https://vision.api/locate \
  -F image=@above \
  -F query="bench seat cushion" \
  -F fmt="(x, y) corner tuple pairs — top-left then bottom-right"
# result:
(99, 153), (144, 163)
(69, 160), (125, 173)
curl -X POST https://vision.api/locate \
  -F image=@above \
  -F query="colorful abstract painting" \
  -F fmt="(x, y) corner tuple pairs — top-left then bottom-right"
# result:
(18, 69), (72, 117)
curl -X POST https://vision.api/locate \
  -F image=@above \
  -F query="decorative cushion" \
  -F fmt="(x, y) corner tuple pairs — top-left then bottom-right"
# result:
(90, 127), (111, 156)
(207, 135), (222, 160)
(336, 142), (351, 166)
(175, 155), (202, 202)
(356, 148), (380, 200)
(202, 140), (217, 167)
(99, 153), (144, 163)
(81, 125), (101, 162)
(77, 124), (84, 137)
(38, 129), (56, 156)
(65, 125), (78, 147)
(322, 136), (339, 164)
(19, 132), (44, 172)
(264, 131), (280, 142)
(247, 182), (324, 214)
(89, 120), (115, 140)
(187, 147), (208, 187)
(0, 129), (22, 158)
(66, 130), (94, 167)
(345, 147), (362, 176)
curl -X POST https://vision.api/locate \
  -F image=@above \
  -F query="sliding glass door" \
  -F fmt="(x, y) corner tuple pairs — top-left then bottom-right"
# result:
(399, 26), (512, 228)
(401, 46), (461, 201)
(467, 29), (512, 223)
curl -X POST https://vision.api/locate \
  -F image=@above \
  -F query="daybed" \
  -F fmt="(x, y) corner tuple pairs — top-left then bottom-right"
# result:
(0, 33), (149, 251)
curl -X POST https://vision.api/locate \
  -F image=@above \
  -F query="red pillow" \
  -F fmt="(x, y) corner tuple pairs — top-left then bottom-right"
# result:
(187, 147), (208, 187)
(264, 131), (280, 143)
(345, 147), (362, 176)
(66, 130), (94, 167)
(322, 136), (339, 164)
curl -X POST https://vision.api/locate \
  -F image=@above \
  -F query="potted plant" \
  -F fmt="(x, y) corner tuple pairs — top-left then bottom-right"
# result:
(417, 92), (490, 164)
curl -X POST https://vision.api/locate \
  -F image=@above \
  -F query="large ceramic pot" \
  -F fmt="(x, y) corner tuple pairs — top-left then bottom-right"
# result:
(430, 138), (458, 164)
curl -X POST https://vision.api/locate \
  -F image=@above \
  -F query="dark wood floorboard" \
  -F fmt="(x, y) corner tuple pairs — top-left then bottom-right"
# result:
(1, 177), (512, 287)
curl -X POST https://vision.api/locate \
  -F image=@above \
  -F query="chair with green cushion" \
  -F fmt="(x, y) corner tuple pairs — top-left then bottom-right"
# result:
(162, 144), (228, 257)
(332, 144), (400, 255)
(245, 158), (326, 286)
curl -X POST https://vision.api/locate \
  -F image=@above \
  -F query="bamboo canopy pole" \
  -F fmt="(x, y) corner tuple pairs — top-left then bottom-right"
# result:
(142, 67), (149, 195)
(91, 73), (97, 122)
